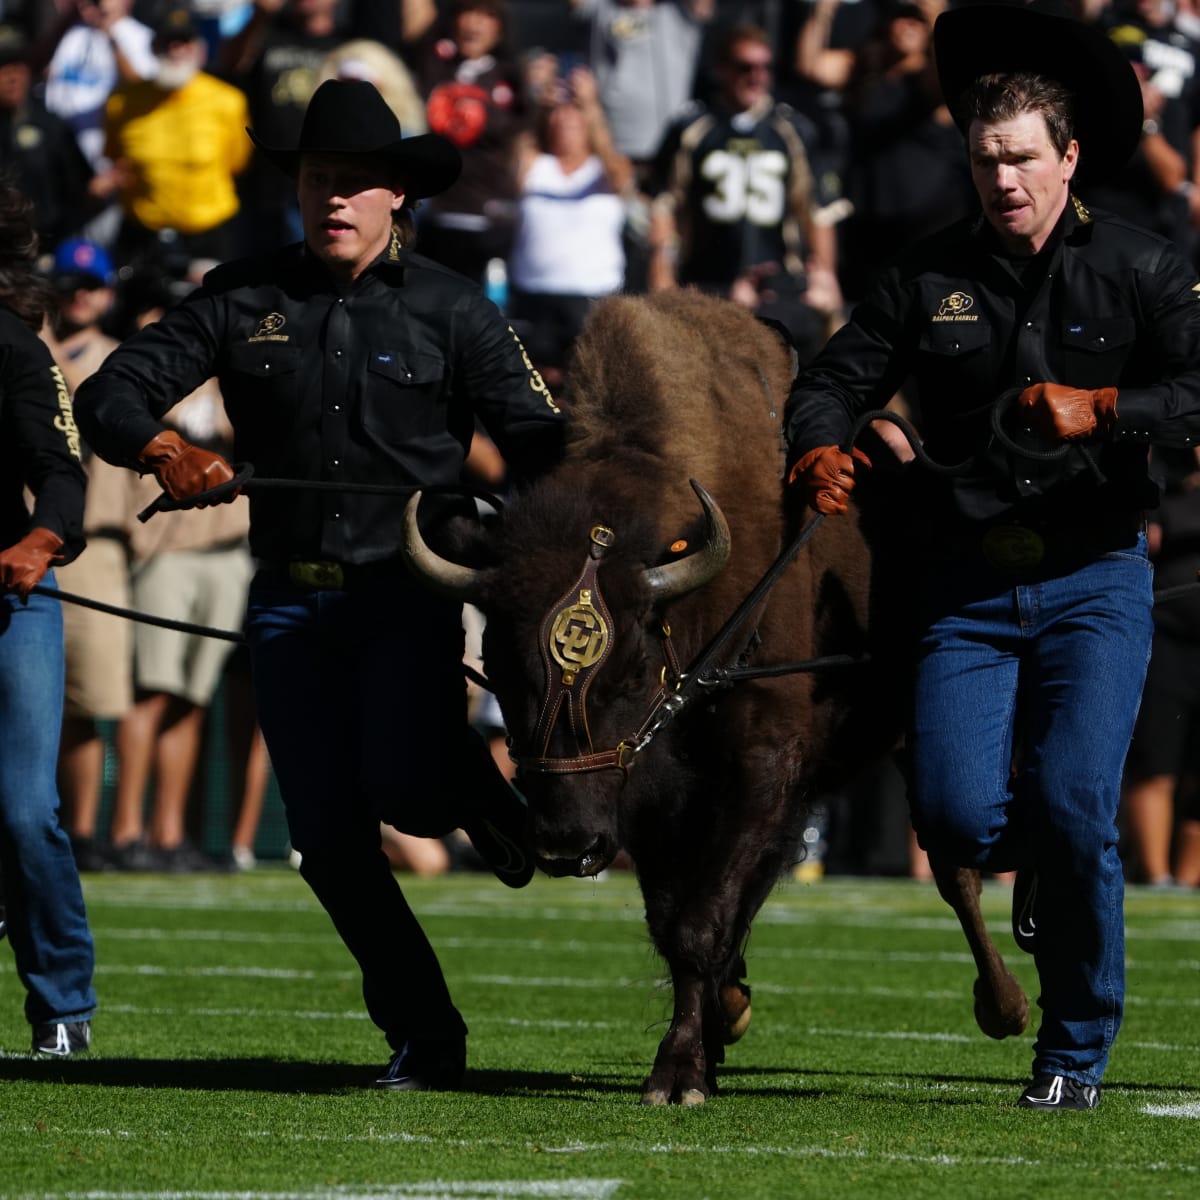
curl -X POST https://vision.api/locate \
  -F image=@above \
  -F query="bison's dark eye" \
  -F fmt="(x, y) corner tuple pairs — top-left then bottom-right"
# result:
(598, 649), (654, 701)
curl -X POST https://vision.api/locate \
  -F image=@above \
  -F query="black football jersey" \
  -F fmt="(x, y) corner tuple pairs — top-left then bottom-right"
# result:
(654, 98), (818, 288)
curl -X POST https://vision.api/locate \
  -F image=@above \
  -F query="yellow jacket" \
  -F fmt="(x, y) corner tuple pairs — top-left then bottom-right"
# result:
(106, 72), (251, 235)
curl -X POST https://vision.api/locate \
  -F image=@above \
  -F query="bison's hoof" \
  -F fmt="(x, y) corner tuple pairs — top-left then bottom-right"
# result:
(720, 982), (752, 1045)
(972, 975), (1030, 1040)
(640, 1082), (710, 1106)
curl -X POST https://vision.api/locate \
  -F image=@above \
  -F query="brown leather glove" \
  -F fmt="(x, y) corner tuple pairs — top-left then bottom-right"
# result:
(138, 430), (238, 506)
(1017, 382), (1118, 441)
(0, 527), (63, 600)
(788, 445), (872, 516)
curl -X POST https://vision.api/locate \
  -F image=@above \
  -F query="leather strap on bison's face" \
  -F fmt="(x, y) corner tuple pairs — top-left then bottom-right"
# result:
(398, 483), (728, 776)
(531, 524), (617, 763)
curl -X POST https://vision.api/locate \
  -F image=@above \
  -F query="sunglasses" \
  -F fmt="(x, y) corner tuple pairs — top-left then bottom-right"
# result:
(730, 59), (772, 75)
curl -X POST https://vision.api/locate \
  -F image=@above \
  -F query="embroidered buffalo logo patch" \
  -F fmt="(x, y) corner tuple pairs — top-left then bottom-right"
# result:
(250, 313), (288, 342)
(938, 292), (974, 316)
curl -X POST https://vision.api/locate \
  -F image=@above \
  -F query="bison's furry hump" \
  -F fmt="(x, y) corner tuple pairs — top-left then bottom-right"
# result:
(565, 290), (794, 516)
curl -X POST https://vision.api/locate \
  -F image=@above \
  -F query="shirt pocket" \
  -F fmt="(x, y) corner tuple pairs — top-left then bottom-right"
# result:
(1060, 317), (1136, 387)
(361, 347), (448, 448)
(224, 343), (305, 426)
(916, 320), (993, 400)
(227, 342), (304, 379)
(918, 321), (992, 357)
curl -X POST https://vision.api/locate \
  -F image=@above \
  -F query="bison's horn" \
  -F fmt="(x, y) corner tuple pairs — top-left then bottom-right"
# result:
(641, 480), (731, 603)
(402, 491), (486, 603)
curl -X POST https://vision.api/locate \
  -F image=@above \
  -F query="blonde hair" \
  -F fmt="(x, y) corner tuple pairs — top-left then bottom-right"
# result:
(315, 40), (427, 135)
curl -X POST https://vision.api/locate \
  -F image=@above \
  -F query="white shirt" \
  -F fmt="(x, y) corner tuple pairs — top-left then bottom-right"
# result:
(43, 18), (158, 166)
(510, 154), (626, 295)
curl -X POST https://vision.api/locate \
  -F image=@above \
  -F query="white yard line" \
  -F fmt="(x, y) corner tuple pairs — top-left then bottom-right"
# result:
(1141, 1102), (1200, 1118)
(3, 1124), (1198, 1177)
(8, 998), (1198, 1054)
(8, 958), (1200, 1023)
(16, 1184), (623, 1200)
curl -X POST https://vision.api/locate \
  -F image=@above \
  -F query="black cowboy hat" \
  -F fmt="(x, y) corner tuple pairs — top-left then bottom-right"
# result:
(933, 0), (1143, 184)
(247, 78), (462, 200)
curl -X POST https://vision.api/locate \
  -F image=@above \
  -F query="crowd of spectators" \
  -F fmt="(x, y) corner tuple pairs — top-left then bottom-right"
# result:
(1, 0), (1199, 883)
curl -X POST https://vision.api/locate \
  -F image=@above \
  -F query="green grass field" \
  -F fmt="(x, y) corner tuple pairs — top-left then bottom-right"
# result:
(1, 869), (1198, 1199)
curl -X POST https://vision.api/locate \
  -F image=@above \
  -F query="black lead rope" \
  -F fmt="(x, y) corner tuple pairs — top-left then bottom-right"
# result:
(29, 583), (245, 642)
(641, 408), (903, 728)
(988, 390), (1107, 484)
(23, 468), (506, 684)
(24, 402), (1195, 691)
(24, 580), (496, 692)
(135, 462), (507, 523)
(641, 401), (1176, 739)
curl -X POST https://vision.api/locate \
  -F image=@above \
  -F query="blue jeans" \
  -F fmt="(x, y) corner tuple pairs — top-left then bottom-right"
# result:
(908, 537), (1154, 1085)
(245, 569), (509, 1050)
(0, 575), (96, 1027)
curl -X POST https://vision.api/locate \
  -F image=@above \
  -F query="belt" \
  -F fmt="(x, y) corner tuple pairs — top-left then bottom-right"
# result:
(918, 515), (1145, 572)
(258, 559), (409, 590)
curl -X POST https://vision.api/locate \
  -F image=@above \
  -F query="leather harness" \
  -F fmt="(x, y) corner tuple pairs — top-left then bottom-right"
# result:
(520, 524), (684, 777)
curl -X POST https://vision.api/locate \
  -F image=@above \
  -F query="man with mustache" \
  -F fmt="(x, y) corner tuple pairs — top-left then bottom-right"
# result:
(786, 1), (1200, 1110)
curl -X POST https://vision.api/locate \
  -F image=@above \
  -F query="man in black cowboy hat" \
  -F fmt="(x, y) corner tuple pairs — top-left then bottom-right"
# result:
(786, 0), (1200, 1109)
(73, 77), (565, 1091)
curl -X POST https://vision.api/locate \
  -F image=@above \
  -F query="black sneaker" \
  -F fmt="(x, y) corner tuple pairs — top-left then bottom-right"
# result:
(1012, 868), (1037, 954)
(157, 840), (225, 874)
(32, 1020), (91, 1056)
(374, 1038), (466, 1091)
(69, 835), (112, 873)
(0, 905), (6, 942)
(1018, 1074), (1100, 1109)
(459, 786), (534, 889)
(108, 838), (161, 872)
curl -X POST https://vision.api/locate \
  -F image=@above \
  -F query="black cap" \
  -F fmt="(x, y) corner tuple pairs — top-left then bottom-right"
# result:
(153, 7), (199, 48)
(0, 24), (30, 67)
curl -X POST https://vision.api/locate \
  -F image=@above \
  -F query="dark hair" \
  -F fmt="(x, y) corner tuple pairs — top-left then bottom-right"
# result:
(957, 72), (1076, 159)
(719, 23), (772, 68)
(0, 175), (54, 329)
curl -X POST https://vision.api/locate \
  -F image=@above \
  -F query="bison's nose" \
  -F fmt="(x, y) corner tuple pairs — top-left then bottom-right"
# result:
(535, 834), (616, 878)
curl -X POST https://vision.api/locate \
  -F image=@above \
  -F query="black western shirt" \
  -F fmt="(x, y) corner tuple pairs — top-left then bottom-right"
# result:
(74, 238), (566, 565)
(784, 199), (1200, 528)
(0, 308), (85, 559)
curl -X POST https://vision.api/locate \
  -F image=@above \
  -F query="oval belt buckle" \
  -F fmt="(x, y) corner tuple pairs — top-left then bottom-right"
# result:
(980, 525), (1045, 570)
(289, 560), (345, 589)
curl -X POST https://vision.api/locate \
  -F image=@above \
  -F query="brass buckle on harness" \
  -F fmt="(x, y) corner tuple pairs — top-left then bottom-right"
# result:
(289, 560), (345, 589)
(980, 525), (1044, 570)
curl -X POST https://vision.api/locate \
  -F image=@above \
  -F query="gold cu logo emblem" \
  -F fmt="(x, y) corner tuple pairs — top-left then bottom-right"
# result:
(549, 592), (610, 671)
(938, 291), (974, 316)
(254, 312), (286, 338)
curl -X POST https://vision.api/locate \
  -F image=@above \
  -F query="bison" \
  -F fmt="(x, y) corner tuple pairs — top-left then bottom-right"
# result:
(405, 289), (1028, 1104)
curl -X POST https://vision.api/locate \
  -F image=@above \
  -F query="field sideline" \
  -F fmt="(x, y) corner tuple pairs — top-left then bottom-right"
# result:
(1, 870), (1198, 1199)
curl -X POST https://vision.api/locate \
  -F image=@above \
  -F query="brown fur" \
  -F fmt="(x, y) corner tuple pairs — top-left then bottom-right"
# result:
(464, 290), (1024, 1104)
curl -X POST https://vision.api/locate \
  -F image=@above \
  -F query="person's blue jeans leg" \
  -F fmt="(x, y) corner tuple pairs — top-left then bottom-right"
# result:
(1020, 545), (1153, 1084)
(909, 542), (1153, 1084)
(0, 577), (96, 1027)
(908, 575), (1025, 870)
